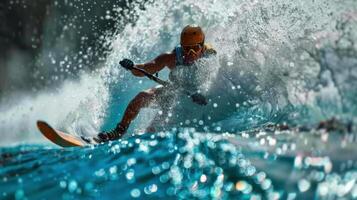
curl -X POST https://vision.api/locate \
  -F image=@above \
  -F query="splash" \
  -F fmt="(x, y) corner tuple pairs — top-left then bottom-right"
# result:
(1, 0), (357, 143)
(104, 0), (357, 132)
(0, 73), (108, 145)
(1, 0), (357, 199)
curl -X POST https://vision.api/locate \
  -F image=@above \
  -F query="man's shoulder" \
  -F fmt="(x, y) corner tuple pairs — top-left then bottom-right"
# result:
(156, 52), (176, 68)
(204, 43), (217, 55)
(156, 50), (175, 59)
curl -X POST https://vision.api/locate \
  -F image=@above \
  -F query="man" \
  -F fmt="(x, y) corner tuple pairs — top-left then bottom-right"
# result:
(96, 25), (217, 142)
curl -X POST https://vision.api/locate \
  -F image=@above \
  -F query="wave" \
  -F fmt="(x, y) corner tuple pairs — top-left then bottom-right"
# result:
(0, 0), (356, 144)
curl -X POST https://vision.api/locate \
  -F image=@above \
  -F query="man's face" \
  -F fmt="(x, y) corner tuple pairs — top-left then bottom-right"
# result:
(182, 44), (204, 64)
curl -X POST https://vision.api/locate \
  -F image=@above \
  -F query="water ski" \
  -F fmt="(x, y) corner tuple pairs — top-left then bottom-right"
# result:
(36, 120), (96, 147)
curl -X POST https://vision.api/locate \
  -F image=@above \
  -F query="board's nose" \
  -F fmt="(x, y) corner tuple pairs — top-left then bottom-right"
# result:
(36, 120), (85, 147)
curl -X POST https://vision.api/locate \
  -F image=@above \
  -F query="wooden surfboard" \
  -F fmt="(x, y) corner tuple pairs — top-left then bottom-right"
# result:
(37, 120), (95, 147)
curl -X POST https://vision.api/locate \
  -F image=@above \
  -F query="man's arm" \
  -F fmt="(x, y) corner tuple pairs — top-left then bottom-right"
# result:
(131, 53), (175, 77)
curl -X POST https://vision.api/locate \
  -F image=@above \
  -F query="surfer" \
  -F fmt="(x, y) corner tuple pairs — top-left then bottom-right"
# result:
(95, 25), (217, 142)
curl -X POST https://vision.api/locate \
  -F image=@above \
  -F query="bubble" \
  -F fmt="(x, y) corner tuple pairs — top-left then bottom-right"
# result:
(200, 174), (207, 183)
(130, 188), (141, 198)
(108, 166), (117, 175)
(95, 169), (106, 177)
(166, 187), (175, 196)
(268, 137), (276, 146)
(15, 189), (24, 200)
(287, 193), (297, 200)
(126, 169), (135, 181)
(160, 174), (170, 183)
(84, 182), (94, 191)
(213, 103), (218, 108)
(127, 158), (137, 166)
(139, 143), (149, 153)
(246, 166), (256, 176)
(152, 166), (161, 175)
(260, 138), (265, 145)
(262, 179), (272, 190)
(59, 181), (67, 188)
(256, 172), (266, 183)
(318, 183), (328, 196)
(235, 181), (251, 194)
(298, 179), (311, 192)
(169, 166), (183, 185)
(149, 184), (158, 193)
(68, 180), (78, 193)
(162, 162), (170, 170)
(215, 167), (223, 175)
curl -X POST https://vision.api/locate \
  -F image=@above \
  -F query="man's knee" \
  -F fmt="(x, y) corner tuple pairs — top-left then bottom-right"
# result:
(132, 91), (154, 106)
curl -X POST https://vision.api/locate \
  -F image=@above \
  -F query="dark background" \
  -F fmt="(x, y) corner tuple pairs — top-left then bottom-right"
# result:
(0, 0), (148, 104)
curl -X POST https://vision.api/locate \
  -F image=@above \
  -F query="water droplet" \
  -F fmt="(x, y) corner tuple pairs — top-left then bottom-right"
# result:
(235, 181), (247, 191)
(109, 166), (117, 174)
(126, 169), (135, 181)
(318, 183), (328, 196)
(59, 181), (67, 188)
(68, 180), (78, 193)
(127, 158), (136, 166)
(160, 174), (169, 183)
(298, 179), (311, 192)
(246, 166), (256, 176)
(84, 182), (94, 191)
(15, 189), (24, 200)
(149, 184), (158, 193)
(152, 166), (161, 175)
(95, 169), (106, 177)
(130, 188), (141, 198)
(262, 179), (272, 190)
(200, 174), (207, 183)
(162, 162), (170, 170)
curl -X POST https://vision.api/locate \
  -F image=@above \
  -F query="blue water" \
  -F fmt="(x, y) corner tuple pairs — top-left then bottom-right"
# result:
(1, 0), (357, 199)
(1, 126), (356, 199)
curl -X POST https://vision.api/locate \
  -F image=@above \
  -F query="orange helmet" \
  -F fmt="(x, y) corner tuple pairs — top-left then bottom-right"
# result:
(180, 25), (205, 46)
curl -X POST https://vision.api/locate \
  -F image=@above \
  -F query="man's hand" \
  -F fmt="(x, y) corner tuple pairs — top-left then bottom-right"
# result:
(119, 58), (134, 70)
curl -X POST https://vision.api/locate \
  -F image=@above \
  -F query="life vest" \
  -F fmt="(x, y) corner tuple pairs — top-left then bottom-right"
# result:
(174, 43), (217, 66)
(169, 44), (217, 92)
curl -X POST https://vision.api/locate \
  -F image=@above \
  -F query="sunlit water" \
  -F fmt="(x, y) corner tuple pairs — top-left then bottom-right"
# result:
(1, 0), (357, 199)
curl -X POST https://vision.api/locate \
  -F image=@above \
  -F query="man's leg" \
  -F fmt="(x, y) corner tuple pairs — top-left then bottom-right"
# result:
(96, 87), (158, 141)
(145, 87), (175, 133)
(117, 89), (156, 128)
